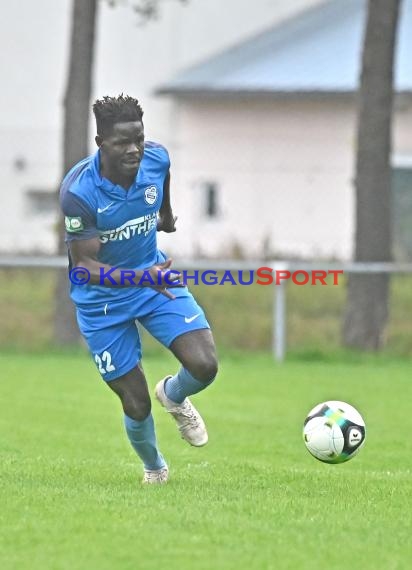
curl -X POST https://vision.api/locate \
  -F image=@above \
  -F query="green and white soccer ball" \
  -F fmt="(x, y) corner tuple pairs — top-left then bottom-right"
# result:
(303, 401), (366, 464)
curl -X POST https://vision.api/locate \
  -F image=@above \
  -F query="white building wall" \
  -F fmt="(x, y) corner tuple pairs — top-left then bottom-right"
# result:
(0, 127), (60, 253)
(159, 97), (412, 260)
(0, 0), (325, 253)
(394, 98), (412, 155)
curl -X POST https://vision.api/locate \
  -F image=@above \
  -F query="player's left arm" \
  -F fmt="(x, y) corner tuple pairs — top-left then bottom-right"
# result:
(157, 170), (178, 233)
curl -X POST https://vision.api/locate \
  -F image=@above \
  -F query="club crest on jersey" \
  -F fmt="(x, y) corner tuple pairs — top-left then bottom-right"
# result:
(144, 185), (158, 205)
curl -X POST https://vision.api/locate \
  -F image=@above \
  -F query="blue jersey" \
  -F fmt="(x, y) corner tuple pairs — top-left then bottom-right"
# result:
(60, 141), (170, 306)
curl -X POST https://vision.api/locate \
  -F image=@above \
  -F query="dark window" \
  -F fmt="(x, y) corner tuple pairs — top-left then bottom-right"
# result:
(392, 166), (412, 260)
(204, 182), (219, 218)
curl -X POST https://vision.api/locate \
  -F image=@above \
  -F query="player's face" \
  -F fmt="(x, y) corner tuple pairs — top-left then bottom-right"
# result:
(99, 121), (145, 180)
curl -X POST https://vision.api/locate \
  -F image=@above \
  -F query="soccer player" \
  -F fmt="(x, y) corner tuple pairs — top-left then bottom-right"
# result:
(60, 94), (218, 484)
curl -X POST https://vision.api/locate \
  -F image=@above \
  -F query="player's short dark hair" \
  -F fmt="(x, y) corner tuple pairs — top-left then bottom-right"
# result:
(93, 94), (144, 136)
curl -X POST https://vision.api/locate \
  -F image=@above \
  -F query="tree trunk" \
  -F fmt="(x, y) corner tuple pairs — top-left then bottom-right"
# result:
(343, 0), (401, 350)
(54, 0), (98, 346)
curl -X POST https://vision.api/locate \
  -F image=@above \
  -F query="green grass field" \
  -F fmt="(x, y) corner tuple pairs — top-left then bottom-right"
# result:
(1, 351), (411, 569)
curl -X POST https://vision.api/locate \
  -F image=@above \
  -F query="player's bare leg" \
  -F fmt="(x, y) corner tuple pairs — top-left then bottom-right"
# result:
(109, 364), (168, 484)
(170, 329), (218, 383)
(155, 329), (218, 446)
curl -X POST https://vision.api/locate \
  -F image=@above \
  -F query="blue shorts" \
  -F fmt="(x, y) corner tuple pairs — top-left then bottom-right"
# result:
(76, 286), (210, 381)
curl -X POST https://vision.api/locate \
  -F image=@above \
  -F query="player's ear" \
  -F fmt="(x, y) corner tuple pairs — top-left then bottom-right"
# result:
(95, 134), (103, 147)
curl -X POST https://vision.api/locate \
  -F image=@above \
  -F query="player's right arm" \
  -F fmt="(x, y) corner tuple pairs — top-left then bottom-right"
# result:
(69, 237), (179, 296)
(61, 190), (180, 297)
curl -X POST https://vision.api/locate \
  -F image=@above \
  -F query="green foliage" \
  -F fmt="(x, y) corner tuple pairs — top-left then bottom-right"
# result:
(0, 352), (411, 569)
(2, 268), (412, 357)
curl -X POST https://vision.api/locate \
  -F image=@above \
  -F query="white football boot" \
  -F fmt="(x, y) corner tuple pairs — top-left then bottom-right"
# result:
(142, 466), (169, 484)
(155, 376), (208, 447)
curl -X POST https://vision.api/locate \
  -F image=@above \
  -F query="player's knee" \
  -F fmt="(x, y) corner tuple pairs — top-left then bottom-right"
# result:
(123, 396), (151, 422)
(189, 353), (218, 383)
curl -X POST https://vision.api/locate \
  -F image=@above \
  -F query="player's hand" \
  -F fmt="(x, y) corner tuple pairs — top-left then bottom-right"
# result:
(146, 258), (183, 299)
(157, 212), (178, 233)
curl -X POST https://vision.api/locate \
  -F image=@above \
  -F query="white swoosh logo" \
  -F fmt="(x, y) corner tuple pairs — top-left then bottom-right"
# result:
(185, 313), (201, 323)
(97, 202), (114, 213)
